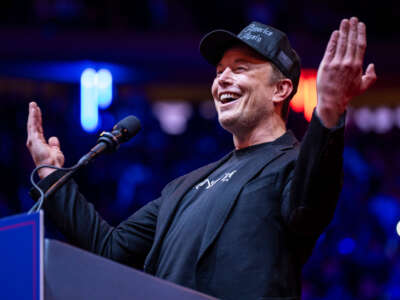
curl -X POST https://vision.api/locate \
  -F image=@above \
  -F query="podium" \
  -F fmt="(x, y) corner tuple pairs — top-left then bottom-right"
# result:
(0, 212), (217, 300)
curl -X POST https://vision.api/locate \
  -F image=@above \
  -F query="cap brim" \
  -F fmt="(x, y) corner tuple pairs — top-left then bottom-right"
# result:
(199, 30), (242, 66)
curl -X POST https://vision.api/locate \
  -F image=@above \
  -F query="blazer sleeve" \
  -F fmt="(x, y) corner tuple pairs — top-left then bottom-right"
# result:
(281, 109), (345, 236)
(30, 170), (160, 269)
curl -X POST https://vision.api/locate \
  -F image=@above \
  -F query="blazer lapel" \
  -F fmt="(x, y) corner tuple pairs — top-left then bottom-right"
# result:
(144, 131), (298, 274)
(196, 132), (298, 264)
(144, 152), (232, 273)
(157, 154), (231, 239)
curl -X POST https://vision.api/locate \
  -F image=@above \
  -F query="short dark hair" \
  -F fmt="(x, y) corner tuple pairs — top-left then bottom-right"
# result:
(269, 63), (296, 122)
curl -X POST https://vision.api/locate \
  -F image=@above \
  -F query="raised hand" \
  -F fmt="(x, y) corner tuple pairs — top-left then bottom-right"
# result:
(316, 17), (377, 128)
(26, 102), (65, 179)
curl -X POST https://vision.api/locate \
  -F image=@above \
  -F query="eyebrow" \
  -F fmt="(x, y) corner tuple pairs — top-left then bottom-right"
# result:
(217, 59), (251, 68)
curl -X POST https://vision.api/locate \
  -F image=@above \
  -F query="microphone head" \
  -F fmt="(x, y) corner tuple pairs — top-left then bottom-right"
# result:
(113, 115), (141, 142)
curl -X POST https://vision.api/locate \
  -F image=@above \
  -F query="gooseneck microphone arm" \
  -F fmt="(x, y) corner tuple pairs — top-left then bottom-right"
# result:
(40, 164), (82, 206)
(28, 115), (141, 214)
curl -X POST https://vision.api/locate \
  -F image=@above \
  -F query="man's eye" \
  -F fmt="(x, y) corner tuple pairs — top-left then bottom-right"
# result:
(236, 66), (246, 71)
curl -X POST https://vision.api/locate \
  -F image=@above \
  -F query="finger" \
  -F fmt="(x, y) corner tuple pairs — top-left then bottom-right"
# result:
(344, 17), (358, 61)
(321, 30), (339, 64)
(33, 103), (45, 140)
(36, 103), (44, 136)
(334, 19), (350, 60)
(355, 22), (367, 66)
(360, 63), (377, 93)
(27, 102), (36, 135)
(48, 136), (61, 149)
(27, 102), (46, 144)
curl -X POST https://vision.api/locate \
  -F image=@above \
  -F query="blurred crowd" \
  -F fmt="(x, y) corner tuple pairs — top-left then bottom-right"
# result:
(0, 0), (399, 299)
(0, 0), (398, 40)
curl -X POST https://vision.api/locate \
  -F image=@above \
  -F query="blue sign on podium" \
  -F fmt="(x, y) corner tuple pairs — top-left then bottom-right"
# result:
(0, 211), (43, 300)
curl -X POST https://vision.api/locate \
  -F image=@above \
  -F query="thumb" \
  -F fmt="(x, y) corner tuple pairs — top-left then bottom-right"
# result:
(360, 63), (377, 93)
(48, 136), (61, 149)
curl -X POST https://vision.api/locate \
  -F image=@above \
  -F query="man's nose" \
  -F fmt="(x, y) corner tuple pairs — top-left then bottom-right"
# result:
(218, 68), (234, 85)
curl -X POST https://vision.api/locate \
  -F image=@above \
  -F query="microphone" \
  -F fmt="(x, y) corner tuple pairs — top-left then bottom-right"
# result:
(77, 115), (141, 166)
(28, 115), (141, 214)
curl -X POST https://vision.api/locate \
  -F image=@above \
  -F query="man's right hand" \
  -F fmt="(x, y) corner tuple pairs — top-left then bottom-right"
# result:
(26, 102), (65, 179)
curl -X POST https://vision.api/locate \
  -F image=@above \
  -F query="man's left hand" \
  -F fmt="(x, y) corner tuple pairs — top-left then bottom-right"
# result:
(316, 17), (377, 128)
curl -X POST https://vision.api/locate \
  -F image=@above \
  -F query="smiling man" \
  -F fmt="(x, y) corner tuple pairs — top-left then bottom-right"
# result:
(211, 44), (290, 148)
(27, 18), (376, 299)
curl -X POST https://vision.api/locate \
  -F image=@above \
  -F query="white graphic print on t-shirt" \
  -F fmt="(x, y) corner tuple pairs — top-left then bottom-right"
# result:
(195, 170), (237, 190)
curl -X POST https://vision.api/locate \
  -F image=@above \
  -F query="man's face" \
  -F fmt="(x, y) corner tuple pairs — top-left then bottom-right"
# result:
(211, 45), (277, 134)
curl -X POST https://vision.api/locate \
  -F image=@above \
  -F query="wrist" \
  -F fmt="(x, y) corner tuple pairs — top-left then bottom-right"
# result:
(38, 167), (57, 179)
(316, 105), (342, 128)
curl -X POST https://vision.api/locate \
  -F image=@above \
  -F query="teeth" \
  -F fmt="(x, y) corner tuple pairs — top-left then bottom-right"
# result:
(220, 93), (240, 102)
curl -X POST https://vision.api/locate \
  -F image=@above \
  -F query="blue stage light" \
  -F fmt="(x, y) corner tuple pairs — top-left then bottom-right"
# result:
(97, 69), (113, 109)
(80, 68), (113, 132)
(338, 237), (356, 255)
(81, 68), (98, 132)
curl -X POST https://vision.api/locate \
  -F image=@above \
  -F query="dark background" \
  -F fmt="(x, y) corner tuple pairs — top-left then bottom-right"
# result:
(0, 1), (400, 299)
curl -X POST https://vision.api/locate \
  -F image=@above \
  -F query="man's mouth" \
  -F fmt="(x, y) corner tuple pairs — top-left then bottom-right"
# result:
(219, 93), (241, 104)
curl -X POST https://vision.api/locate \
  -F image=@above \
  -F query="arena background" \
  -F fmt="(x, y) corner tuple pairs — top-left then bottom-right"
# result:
(0, 1), (399, 299)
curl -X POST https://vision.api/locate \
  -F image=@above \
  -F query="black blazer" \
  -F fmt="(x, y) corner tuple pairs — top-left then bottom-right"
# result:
(36, 112), (345, 300)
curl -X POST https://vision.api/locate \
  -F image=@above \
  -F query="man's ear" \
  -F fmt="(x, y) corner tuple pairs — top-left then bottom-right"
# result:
(272, 79), (293, 104)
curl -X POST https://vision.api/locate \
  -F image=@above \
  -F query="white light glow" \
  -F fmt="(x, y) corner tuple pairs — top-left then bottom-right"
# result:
(97, 69), (113, 109)
(80, 68), (113, 132)
(81, 68), (99, 132)
(353, 107), (373, 132)
(374, 107), (393, 134)
(152, 101), (193, 135)
(396, 221), (400, 237)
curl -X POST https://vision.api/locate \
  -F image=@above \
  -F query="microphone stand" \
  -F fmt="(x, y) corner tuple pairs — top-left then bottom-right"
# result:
(37, 131), (118, 206)
(43, 165), (83, 200)
(29, 115), (141, 213)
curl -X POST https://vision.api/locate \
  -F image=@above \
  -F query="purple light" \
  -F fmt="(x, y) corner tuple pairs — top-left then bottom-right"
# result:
(374, 107), (393, 133)
(353, 107), (373, 132)
(152, 101), (193, 135)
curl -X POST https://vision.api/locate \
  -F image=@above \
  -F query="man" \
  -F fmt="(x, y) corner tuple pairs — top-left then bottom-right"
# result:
(27, 18), (376, 299)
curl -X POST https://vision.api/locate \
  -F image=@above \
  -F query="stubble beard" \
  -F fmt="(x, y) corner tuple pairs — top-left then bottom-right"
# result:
(218, 107), (258, 136)
(218, 103), (276, 140)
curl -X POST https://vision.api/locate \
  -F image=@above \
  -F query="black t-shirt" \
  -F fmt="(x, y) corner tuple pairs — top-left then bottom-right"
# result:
(155, 140), (283, 289)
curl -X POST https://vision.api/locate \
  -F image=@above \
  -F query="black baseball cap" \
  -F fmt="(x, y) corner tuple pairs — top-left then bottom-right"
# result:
(199, 21), (301, 93)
